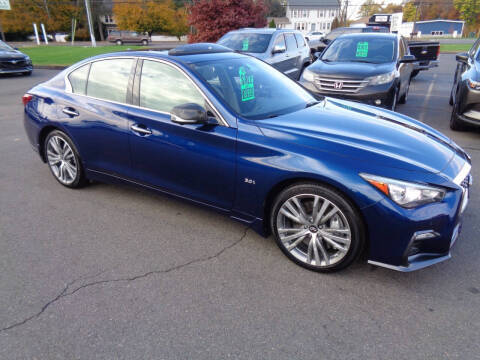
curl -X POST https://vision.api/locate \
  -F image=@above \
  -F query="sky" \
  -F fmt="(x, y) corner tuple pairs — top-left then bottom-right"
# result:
(346, 0), (405, 19)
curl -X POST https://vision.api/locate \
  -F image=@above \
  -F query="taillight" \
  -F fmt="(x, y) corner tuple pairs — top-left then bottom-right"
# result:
(22, 94), (33, 106)
(436, 46), (440, 58)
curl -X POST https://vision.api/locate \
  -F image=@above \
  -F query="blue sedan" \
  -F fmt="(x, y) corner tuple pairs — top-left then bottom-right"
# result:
(23, 43), (472, 272)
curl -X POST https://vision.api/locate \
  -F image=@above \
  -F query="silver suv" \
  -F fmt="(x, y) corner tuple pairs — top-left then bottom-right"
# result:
(217, 28), (311, 80)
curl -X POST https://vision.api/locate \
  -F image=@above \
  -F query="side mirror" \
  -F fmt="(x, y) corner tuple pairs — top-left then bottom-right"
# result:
(305, 37), (310, 42)
(399, 54), (416, 63)
(323, 38), (331, 45)
(272, 44), (286, 54)
(171, 103), (208, 125)
(456, 52), (468, 63)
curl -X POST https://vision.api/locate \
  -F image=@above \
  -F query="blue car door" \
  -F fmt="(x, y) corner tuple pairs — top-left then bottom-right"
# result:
(127, 59), (237, 209)
(59, 58), (135, 177)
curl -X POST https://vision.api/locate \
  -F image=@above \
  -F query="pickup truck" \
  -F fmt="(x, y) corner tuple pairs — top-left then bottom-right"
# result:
(407, 41), (440, 78)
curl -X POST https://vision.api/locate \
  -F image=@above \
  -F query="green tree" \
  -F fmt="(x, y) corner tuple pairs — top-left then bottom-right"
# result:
(403, 1), (417, 22)
(454, 0), (479, 28)
(360, 0), (383, 17)
(269, 19), (276, 28)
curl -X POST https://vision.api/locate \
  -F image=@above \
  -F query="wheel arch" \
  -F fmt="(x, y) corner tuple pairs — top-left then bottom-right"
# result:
(262, 176), (369, 252)
(38, 125), (83, 164)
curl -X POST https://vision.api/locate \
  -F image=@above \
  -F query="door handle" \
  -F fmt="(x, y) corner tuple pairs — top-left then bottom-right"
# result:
(131, 124), (152, 135)
(62, 107), (79, 117)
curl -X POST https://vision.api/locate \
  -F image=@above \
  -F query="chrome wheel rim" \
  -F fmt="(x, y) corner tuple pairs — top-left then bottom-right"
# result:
(46, 136), (77, 185)
(276, 194), (351, 267)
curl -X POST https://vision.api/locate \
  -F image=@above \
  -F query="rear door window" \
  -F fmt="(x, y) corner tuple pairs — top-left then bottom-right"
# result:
(294, 33), (306, 47)
(68, 64), (90, 95)
(87, 58), (134, 103)
(285, 33), (297, 50)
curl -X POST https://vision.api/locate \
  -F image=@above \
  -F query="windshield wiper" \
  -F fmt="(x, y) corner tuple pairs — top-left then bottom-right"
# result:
(305, 101), (321, 108)
(267, 114), (280, 118)
(351, 60), (376, 63)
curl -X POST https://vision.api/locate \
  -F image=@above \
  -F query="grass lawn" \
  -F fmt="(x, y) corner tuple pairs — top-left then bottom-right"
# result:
(439, 43), (472, 53)
(20, 45), (144, 66)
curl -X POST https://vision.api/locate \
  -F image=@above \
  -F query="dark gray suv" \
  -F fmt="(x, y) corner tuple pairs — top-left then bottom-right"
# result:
(217, 28), (311, 80)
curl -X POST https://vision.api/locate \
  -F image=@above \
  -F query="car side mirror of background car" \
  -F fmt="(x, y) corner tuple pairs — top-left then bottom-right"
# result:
(399, 55), (416, 63)
(171, 103), (208, 125)
(456, 52), (469, 63)
(272, 44), (286, 54)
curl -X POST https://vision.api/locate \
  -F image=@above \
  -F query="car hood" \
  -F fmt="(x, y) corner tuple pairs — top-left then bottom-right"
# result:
(308, 60), (394, 79)
(258, 98), (467, 176)
(0, 49), (28, 59)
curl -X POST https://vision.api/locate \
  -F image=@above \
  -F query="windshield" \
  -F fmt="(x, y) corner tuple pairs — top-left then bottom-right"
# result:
(190, 57), (315, 120)
(217, 33), (272, 53)
(321, 37), (395, 63)
(0, 41), (14, 51)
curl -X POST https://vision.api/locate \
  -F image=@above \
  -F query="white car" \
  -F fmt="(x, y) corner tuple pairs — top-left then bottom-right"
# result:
(305, 31), (325, 42)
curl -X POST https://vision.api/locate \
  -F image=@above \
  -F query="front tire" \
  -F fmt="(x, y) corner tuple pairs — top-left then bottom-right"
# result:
(399, 80), (410, 104)
(390, 87), (398, 111)
(411, 69), (420, 78)
(270, 183), (364, 272)
(116, 39), (123, 45)
(45, 130), (87, 188)
(450, 102), (467, 131)
(142, 39), (148, 46)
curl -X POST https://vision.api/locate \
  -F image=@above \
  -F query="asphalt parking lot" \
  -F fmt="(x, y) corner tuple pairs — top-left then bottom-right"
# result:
(1, 54), (479, 359)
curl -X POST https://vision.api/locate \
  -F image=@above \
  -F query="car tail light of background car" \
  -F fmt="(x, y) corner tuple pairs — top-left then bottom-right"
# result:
(22, 94), (33, 106)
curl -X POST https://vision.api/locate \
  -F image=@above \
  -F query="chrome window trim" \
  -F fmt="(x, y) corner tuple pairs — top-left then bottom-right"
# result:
(64, 56), (229, 127)
(453, 161), (471, 186)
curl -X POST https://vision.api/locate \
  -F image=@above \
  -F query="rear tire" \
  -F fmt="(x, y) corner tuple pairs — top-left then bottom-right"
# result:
(142, 39), (148, 46)
(116, 39), (123, 45)
(44, 130), (87, 188)
(411, 69), (420, 79)
(270, 183), (365, 272)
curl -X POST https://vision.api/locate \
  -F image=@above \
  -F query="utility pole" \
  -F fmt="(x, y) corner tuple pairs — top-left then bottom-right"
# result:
(343, 0), (348, 27)
(84, 0), (96, 47)
(0, 18), (5, 42)
(411, 0), (421, 40)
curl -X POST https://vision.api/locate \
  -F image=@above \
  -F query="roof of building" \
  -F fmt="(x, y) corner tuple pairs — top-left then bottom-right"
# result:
(287, 0), (340, 7)
(415, 19), (465, 24)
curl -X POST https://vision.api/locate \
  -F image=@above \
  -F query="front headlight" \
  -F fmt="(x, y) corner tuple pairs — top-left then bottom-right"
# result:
(301, 68), (316, 82)
(467, 79), (480, 90)
(366, 71), (396, 85)
(360, 173), (445, 208)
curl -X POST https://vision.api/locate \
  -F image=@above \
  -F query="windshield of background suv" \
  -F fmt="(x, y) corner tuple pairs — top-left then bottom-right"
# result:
(190, 57), (315, 120)
(0, 41), (14, 51)
(321, 37), (395, 63)
(217, 33), (272, 53)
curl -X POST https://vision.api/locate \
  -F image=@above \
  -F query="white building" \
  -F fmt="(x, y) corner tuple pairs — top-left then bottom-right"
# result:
(280, 0), (341, 33)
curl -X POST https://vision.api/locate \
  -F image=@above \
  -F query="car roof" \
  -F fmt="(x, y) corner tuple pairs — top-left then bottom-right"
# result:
(226, 28), (301, 35)
(337, 32), (398, 39)
(76, 48), (246, 67)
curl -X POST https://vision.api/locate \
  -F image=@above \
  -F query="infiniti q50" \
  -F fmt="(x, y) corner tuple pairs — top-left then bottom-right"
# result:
(23, 43), (472, 272)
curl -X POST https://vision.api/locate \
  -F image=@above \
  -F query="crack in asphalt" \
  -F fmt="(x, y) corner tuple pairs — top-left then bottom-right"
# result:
(0, 227), (250, 333)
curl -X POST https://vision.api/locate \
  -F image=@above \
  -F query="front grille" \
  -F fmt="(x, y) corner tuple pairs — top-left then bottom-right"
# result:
(0, 59), (29, 70)
(314, 77), (369, 93)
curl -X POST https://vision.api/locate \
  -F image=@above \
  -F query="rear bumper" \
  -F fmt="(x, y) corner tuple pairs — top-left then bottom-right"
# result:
(414, 60), (439, 71)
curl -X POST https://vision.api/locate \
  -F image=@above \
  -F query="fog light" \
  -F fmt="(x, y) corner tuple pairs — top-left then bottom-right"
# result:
(375, 99), (381, 105)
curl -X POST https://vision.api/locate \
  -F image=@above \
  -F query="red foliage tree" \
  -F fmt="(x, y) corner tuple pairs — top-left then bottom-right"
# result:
(188, 0), (267, 43)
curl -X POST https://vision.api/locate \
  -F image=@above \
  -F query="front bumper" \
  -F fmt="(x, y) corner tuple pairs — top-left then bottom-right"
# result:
(364, 163), (472, 272)
(414, 60), (439, 71)
(0, 66), (32, 74)
(456, 82), (480, 127)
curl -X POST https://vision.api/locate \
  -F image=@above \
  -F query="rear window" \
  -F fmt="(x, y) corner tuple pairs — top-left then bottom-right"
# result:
(86, 59), (133, 103)
(218, 33), (272, 53)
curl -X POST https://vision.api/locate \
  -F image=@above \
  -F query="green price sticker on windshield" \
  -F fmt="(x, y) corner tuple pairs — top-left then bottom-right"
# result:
(242, 38), (249, 51)
(356, 42), (369, 57)
(239, 66), (255, 102)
